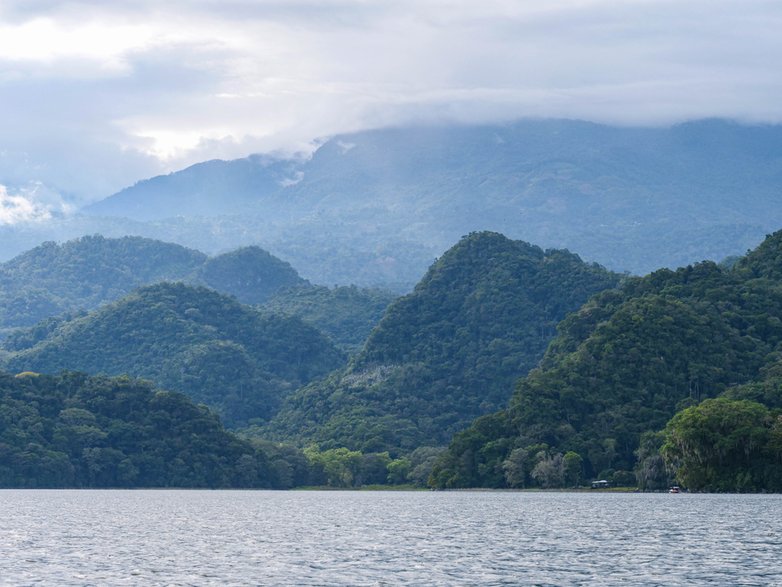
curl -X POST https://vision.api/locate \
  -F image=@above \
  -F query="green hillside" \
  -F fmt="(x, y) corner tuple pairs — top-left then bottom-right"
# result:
(198, 246), (308, 304)
(431, 231), (782, 489)
(266, 232), (620, 454)
(660, 396), (782, 492)
(0, 371), (280, 488)
(0, 235), (206, 334)
(260, 285), (398, 353)
(1, 283), (345, 427)
(0, 236), (316, 336)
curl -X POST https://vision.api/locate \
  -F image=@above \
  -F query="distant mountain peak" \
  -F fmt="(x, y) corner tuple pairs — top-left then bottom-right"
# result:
(199, 246), (307, 304)
(59, 118), (782, 286)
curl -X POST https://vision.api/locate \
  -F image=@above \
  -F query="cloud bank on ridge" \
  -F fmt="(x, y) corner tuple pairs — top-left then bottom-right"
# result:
(0, 0), (780, 207)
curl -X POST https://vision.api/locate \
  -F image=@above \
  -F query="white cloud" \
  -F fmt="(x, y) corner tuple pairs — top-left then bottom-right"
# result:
(0, 183), (71, 224)
(0, 17), (159, 74)
(0, 0), (780, 206)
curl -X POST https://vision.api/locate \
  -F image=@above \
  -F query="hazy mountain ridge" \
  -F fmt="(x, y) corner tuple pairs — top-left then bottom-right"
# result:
(85, 155), (303, 221)
(72, 119), (782, 284)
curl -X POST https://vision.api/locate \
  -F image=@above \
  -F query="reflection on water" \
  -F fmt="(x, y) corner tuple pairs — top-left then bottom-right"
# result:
(0, 490), (780, 586)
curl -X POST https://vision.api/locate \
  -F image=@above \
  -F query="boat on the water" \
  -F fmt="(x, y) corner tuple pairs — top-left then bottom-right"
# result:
(669, 486), (681, 493)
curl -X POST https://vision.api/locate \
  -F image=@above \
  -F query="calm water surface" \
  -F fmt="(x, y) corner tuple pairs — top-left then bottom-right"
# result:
(0, 490), (780, 586)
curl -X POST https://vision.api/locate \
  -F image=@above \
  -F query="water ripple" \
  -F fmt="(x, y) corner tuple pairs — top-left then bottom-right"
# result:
(0, 490), (781, 586)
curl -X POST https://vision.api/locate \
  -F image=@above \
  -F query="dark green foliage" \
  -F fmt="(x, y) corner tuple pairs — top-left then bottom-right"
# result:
(722, 359), (782, 410)
(563, 451), (584, 487)
(0, 236), (316, 339)
(734, 230), (782, 280)
(2, 314), (79, 352)
(0, 371), (282, 488)
(385, 446), (446, 485)
(198, 246), (307, 304)
(662, 398), (782, 492)
(0, 235), (206, 334)
(433, 229), (782, 488)
(302, 447), (389, 488)
(634, 431), (672, 491)
(0, 371), (401, 489)
(268, 232), (620, 454)
(2, 283), (344, 427)
(260, 285), (398, 353)
(245, 438), (320, 488)
(429, 411), (516, 489)
(405, 446), (448, 486)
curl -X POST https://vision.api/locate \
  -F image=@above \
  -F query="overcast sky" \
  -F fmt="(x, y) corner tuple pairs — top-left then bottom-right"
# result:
(1, 0), (781, 218)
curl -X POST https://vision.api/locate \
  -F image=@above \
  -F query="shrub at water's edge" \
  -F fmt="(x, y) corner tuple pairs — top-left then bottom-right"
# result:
(661, 397), (782, 492)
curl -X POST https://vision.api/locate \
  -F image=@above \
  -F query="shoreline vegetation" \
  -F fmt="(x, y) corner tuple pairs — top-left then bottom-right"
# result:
(2, 485), (766, 494)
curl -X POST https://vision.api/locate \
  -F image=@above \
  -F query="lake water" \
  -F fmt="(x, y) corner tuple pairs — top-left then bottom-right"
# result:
(0, 490), (780, 586)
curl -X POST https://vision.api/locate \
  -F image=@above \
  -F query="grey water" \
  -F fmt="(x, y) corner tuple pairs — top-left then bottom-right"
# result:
(1, 491), (780, 586)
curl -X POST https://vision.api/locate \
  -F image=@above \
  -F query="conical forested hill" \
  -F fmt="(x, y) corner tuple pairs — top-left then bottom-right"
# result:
(267, 232), (621, 453)
(431, 230), (782, 488)
(1, 283), (345, 426)
(197, 246), (308, 304)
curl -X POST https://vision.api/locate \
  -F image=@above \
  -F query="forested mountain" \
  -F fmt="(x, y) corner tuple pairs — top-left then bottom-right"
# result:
(260, 285), (398, 353)
(0, 371), (282, 488)
(430, 230), (782, 489)
(0, 236), (312, 336)
(58, 118), (782, 286)
(0, 235), (206, 334)
(197, 246), (307, 305)
(1, 283), (345, 427)
(266, 232), (620, 454)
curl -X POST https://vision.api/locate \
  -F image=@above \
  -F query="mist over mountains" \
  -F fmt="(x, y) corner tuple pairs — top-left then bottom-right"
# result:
(2, 118), (780, 288)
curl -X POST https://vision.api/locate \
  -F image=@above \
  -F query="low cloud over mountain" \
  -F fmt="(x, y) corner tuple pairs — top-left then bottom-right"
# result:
(1, 0), (780, 203)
